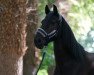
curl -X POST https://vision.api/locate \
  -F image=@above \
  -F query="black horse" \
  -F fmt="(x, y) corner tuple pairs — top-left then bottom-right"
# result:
(34, 5), (94, 75)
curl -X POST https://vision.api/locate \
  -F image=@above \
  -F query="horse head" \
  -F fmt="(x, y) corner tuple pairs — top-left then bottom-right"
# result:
(34, 5), (62, 49)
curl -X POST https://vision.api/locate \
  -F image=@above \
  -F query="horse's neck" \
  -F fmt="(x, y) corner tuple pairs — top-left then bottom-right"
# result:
(54, 18), (86, 64)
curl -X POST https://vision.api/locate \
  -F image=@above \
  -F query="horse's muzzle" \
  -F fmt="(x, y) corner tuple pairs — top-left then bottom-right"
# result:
(34, 33), (46, 49)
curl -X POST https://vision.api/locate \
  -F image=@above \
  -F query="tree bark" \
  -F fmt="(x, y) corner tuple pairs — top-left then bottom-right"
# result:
(0, 0), (27, 75)
(23, 0), (39, 75)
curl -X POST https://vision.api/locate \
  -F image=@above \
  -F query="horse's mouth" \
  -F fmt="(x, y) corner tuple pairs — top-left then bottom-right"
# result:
(35, 43), (44, 49)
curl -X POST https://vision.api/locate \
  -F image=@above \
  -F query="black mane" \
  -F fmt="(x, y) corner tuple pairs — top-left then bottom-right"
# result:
(55, 16), (86, 61)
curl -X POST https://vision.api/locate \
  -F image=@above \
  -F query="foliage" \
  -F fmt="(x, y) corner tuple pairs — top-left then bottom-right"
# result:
(38, 0), (47, 18)
(38, 69), (48, 75)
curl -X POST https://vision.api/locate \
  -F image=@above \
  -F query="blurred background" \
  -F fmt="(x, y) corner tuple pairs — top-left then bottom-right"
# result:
(36, 0), (94, 75)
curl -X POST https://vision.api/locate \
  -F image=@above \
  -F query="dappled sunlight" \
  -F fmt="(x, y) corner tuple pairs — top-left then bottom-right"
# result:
(78, 16), (92, 35)
(87, 48), (94, 53)
(90, 31), (94, 38)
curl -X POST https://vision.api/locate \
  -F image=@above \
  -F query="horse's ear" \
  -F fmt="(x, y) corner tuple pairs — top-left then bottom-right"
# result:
(53, 5), (58, 14)
(45, 5), (50, 14)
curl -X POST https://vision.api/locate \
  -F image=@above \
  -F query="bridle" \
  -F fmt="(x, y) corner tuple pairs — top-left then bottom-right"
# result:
(36, 15), (62, 45)
(35, 15), (62, 75)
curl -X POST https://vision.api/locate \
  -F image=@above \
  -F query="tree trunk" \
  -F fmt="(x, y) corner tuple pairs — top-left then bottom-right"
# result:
(0, 0), (27, 75)
(23, 0), (39, 75)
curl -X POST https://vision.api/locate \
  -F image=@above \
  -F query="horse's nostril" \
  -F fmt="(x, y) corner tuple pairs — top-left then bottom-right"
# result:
(38, 39), (41, 43)
(36, 38), (42, 44)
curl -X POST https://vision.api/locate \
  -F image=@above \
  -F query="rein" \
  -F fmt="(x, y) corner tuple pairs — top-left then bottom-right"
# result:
(35, 46), (47, 75)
